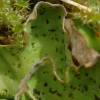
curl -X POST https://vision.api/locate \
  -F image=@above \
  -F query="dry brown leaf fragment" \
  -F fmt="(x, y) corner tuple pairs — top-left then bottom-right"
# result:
(64, 19), (100, 68)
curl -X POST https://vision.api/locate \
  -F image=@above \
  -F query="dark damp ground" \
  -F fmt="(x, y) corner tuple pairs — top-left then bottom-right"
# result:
(0, 24), (13, 45)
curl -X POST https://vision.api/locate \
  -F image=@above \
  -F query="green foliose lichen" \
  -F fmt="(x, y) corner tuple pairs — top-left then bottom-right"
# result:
(0, 1), (100, 100)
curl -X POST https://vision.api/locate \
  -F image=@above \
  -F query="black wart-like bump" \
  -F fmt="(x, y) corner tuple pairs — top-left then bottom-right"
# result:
(83, 85), (88, 91)
(60, 58), (64, 61)
(85, 72), (89, 77)
(32, 42), (35, 46)
(42, 92), (45, 95)
(44, 82), (48, 87)
(46, 19), (49, 24)
(8, 70), (10, 73)
(3, 89), (8, 93)
(33, 89), (40, 95)
(55, 37), (59, 41)
(31, 25), (37, 29)
(68, 93), (73, 98)
(49, 88), (57, 94)
(56, 92), (62, 97)
(38, 97), (41, 100)
(89, 77), (96, 83)
(80, 88), (85, 93)
(43, 71), (47, 74)
(61, 39), (64, 43)
(55, 48), (58, 52)
(99, 84), (100, 89)
(48, 29), (56, 32)
(70, 85), (76, 90)
(8, 98), (14, 100)
(74, 73), (81, 80)
(42, 33), (47, 37)
(58, 16), (61, 19)
(53, 76), (57, 81)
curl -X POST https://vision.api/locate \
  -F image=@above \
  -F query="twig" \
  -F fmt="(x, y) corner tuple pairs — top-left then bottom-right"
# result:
(60, 0), (92, 12)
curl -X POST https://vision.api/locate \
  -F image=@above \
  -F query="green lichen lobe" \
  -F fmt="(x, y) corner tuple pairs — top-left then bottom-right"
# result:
(26, 2), (72, 81)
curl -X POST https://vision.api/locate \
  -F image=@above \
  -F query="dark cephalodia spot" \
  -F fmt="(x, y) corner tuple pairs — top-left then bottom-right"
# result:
(94, 94), (100, 100)
(8, 98), (14, 100)
(31, 25), (37, 29)
(89, 77), (94, 81)
(42, 33), (47, 37)
(89, 77), (96, 83)
(63, 86), (66, 91)
(43, 71), (47, 74)
(55, 48), (58, 52)
(8, 70), (10, 73)
(58, 16), (61, 19)
(85, 72), (89, 77)
(48, 29), (56, 32)
(68, 93), (73, 98)
(38, 97), (41, 100)
(11, 52), (16, 56)
(74, 73), (81, 80)
(78, 84), (81, 87)
(49, 88), (57, 94)
(46, 19), (49, 24)
(60, 58), (64, 61)
(4, 89), (8, 93)
(56, 92), (62, 97)
(49, 89), (62, 97)
(61, 32), (64, 35)
(1, 89), (8, 95)
(53, 76), (57, 81)
(80, 88), (85, 93)
(32, 42), (35, 46)
(70, 85), (76, 90)
(83, 85), (88, 91)
(77, 87), (81, 91)
(33, 89), (40, 95)
(58, 49), (63, 54)
(80, 84), (88, 93)
(74, 73), (80, 77)
(44, 82), (48, 87)
(70, 85), (73, 89)
(76, 76), (81, 80)
(41, 92), (45, 95)
(61, 39), (64, 43)
(55, 37), (59, 41)
(99, 84), (100, 89)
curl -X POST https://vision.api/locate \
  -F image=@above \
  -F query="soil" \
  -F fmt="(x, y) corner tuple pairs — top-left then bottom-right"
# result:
(0, 24), (13, 45)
